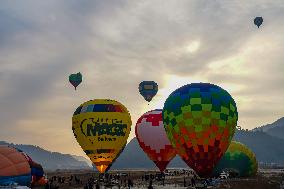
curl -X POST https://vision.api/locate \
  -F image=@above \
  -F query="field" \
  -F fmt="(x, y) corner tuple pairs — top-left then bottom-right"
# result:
(43, 169), (284, 189)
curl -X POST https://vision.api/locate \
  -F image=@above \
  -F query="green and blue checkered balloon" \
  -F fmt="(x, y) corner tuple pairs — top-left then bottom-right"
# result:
(162, 83), (238, 177)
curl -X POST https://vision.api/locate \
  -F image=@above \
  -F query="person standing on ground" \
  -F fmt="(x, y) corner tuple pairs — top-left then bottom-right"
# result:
(148, 179), (154, 189)
(127, 178), (133, 189)
(95, 182), (100, 189)
(191, 177), (196, 186)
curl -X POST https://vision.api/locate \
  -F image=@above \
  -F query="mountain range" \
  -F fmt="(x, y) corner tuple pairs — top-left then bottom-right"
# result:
(111, 128), (284, 169)
(252, 117), (284, 140)
(1, 117), (284, 170)
(0, 141), (91, 171)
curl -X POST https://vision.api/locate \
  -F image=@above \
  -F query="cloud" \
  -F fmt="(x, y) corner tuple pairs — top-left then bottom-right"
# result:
(0, 0), (283, 157)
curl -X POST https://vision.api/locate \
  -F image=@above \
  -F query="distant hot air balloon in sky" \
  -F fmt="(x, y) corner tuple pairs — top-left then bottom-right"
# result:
(254, 17), (263, 28)
(162, 83), (238, 177)
(69, 72), (82, 90)
(0, 145), (47, 187)
(72, 99), (132, 173)
(135, 109), (176, 172)
(212, 141), (258, 177)
(139, 81), (158, 102)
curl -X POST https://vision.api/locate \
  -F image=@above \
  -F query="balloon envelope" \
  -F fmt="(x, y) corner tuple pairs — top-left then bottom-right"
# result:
(254, 17), (263, 28)
(69, 72), (82, 90)
(0, 145), (32, 186)
(139, 81), (158, 102)
(29, 159), (46, 186)
(212, 141), (258, 177)
(72, 99), (132, 173)
(0, 146), (46, 187)
(135, 109), (176, 172)
(162, 83), (238, 177)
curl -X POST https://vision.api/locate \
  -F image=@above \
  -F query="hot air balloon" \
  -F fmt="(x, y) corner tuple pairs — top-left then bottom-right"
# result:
(254, 17), (263, 28)
(0, 145), (47, 187)
(212, 141), (257, 177)
(139, 81), (158, 102)
(29, 159), (47, 187)
(72, 99), (132, 173)
(162, 83), (238, 177)
(69, 72), (82, 90)
(135, 109), (176, 172)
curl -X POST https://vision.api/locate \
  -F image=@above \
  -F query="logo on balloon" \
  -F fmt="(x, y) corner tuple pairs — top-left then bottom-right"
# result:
(80, 118), (127, 138)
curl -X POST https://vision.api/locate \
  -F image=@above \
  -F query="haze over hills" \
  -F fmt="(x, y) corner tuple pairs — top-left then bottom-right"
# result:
(1, 117), (284, 170)
(111, 129), (284, 169)
(71, 155), (93, 167)
(112, 117), (284, 169)
(111, 137), (187, 170)
(253, 117), (284, 140)
(0, 141), (91, 171)
(234, 130), (284, 165)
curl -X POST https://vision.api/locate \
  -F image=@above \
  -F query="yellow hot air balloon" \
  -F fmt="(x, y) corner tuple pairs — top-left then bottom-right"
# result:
(72, 99), (132, 173)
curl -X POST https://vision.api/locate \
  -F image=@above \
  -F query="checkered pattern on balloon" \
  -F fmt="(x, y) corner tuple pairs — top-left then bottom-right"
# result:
(162, 83), (238, 177)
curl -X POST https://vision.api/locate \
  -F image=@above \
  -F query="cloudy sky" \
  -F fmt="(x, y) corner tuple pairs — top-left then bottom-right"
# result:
(0, 0), (284, 157)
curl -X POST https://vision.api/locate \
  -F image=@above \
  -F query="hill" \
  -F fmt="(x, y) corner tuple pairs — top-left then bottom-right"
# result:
(233, 130), (284, 165)
(111, 137), (187, 170)
(253, 117), (284, 140)
(113, 129), (284, 169)
(0, 141), (91, 171)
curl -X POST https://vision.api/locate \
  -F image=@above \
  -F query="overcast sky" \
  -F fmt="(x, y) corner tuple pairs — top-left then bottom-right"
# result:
(0, 0), (283, 157)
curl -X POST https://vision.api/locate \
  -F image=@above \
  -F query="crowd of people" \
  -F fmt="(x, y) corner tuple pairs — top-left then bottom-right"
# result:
(42, 171), (199, 189)
(44, 175), (83, 189)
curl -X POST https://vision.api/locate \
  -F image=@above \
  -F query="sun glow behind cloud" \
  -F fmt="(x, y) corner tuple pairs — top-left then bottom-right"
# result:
(185, 40), (201, 53)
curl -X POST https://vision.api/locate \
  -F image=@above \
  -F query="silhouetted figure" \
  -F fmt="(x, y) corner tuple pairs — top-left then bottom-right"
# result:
(162, 173), (165, 186)
(96, 182), (100, 189)
(127, 178), (133, 189)
(62, 177), (65, 183)
(75, 176), (80, 184)
(148, 180), (153, 189)
(191, 177), (196, 186)
(145, 175), (149, 181)
(131, 179), (134, 187)
(44, 181), (50, 189)
(85, 178), (94, 189)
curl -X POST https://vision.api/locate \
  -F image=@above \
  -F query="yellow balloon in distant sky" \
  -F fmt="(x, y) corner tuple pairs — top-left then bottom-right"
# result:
(72, 99), (132, 173)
